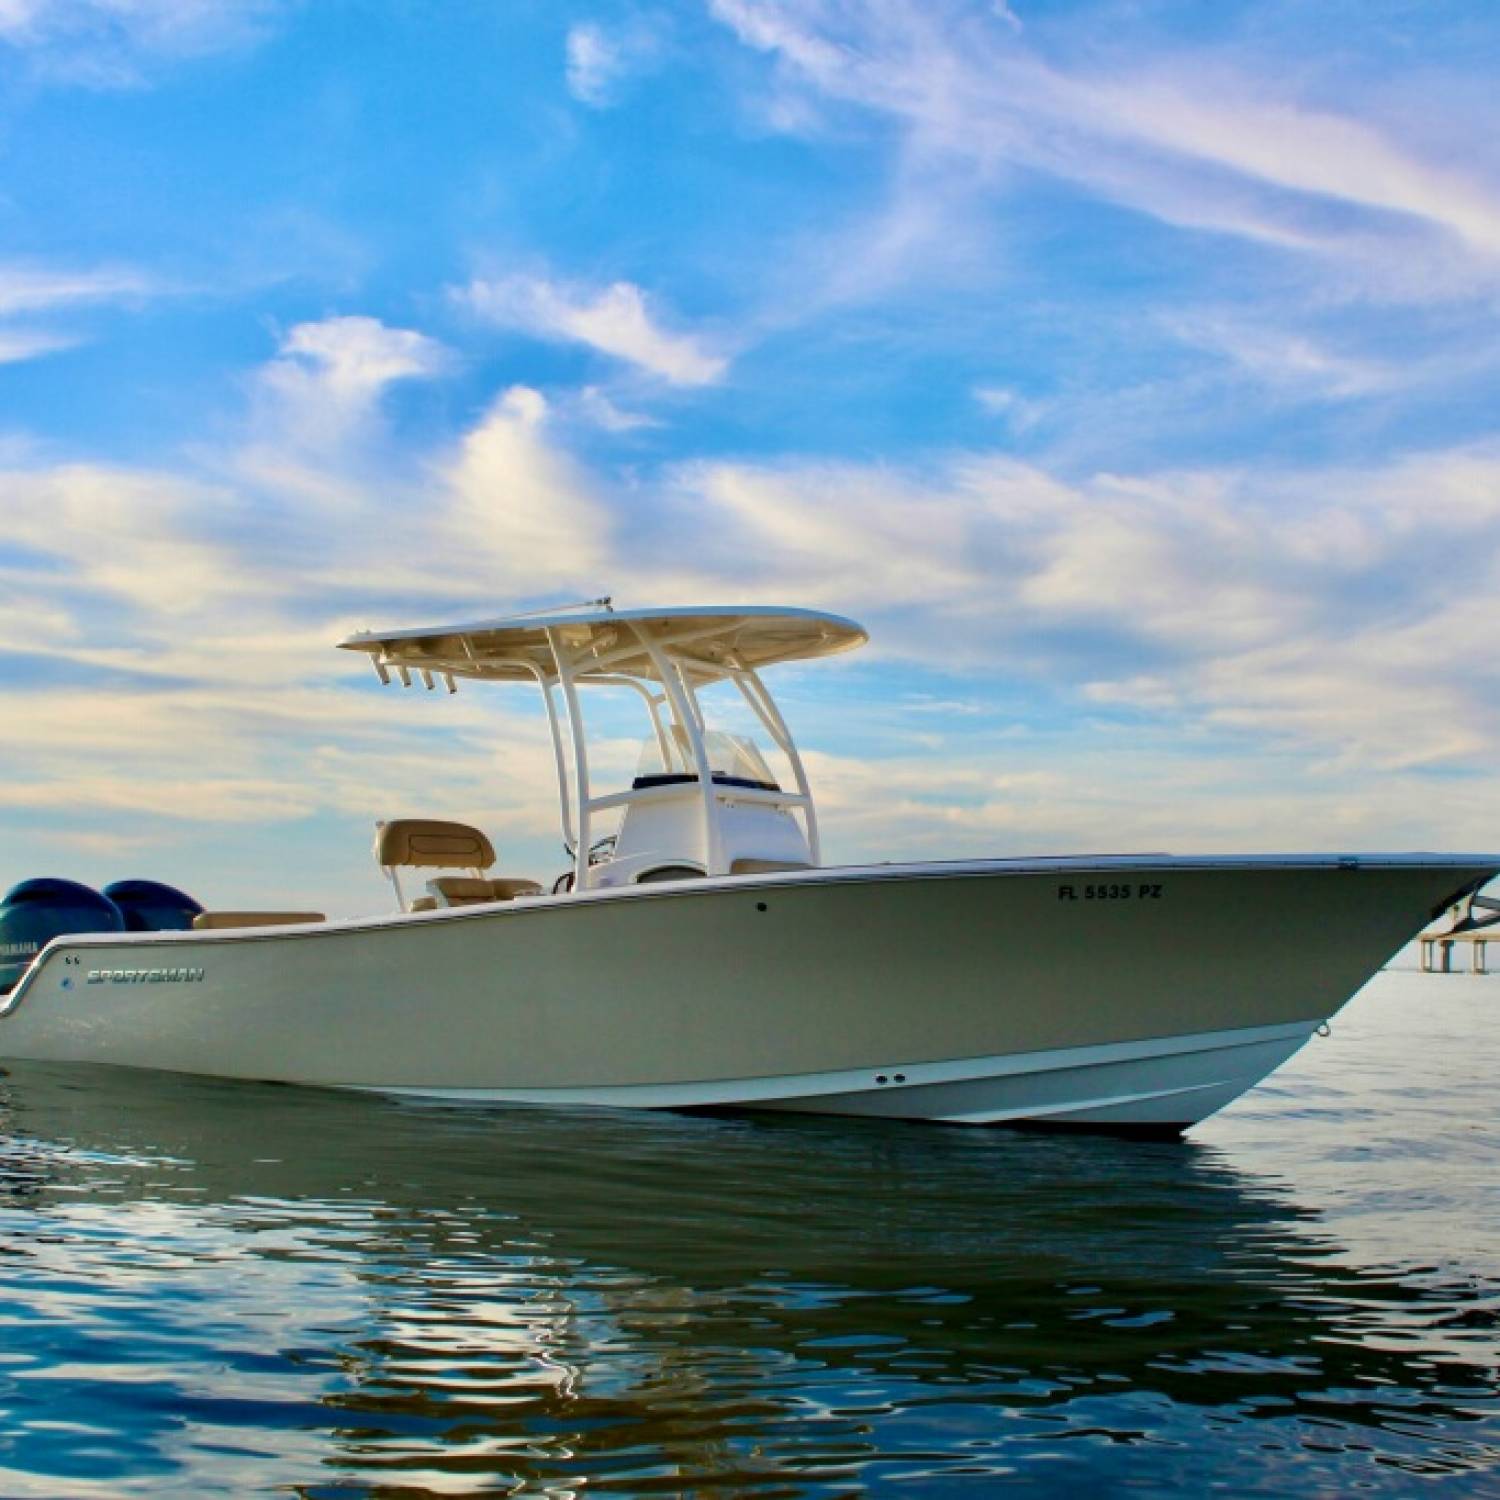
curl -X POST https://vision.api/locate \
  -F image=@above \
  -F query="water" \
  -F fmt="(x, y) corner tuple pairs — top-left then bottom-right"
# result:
(1, 969), (1497, 1497)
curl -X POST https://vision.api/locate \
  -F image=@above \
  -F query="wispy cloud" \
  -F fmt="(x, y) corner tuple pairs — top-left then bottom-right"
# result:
(8, 2), (1500, 904)
(459, 273), (728, 385)
(564, 19), (663, 108)
(436, 384), (614, 594)
(0, 328), (78, 364)
(17, 355), (1499, 790)
(1163, 313), (1398, 402)
(0, 381), (599, 901)
(709, 0), (1500, 303)
(6, 315), (1500, 890)
(564, 23), (616, 104)
(575, 384), (663, 432)
(263, 315), (450, 406)
(973, 385), (1045, 429)
(225, 320), (609, 608)
(0, 262), (162, 365)
(1086, 73), (1500, 261)
(2, 463), (258, 617)
(0, 263), (155, 315)
(247, 315), (451, 457)
(0, 0), (284, 85)
(652, 441), (1500, 774)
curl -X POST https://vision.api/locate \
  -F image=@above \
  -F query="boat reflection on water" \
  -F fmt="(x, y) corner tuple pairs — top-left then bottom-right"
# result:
(1, 1060), (1496, 1495)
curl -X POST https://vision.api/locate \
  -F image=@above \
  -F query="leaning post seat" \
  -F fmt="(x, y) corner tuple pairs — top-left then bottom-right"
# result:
(375, 819), (497, 871)
(374, 818), (539, 910)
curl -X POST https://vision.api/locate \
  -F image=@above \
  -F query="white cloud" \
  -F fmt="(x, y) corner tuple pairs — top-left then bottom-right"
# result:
(973, 385), (1044, 429)
(661, 457), (991, 607)
(236, 326), (608, 606)
(0, 463), (255, 616)
(7, 309), (1500, 895)
(0, 328), (78, 364)
(0, 772), (320, 823)
(0, 263), (154, 315)
(0, 262), (164, 365)
(805, 736), (1500, 863)
(436, 384), (614, 594)
(0, 432), (587, 905)
(460, 274), (727, 385)
(1086, 75), (1500, 261)
(270, 315), (449, 400)
(575, 384), (662, 432)
(566, 22), (630, 107)
(1164, 314), (1395, 401)
(0, 0), (282, 84)
(564, 14), (666, 106)
(651, 442), (1500, 774)
(709, 0), (1500, 302)
(0, 0), (45, 34)
(249, 315), (450, 455)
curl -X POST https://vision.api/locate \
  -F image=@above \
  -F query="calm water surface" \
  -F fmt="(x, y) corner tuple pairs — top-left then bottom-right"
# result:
(1, 968), (1497, 1496)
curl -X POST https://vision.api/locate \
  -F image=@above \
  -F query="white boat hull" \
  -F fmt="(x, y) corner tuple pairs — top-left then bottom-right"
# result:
(2, 855), (1494, 1134)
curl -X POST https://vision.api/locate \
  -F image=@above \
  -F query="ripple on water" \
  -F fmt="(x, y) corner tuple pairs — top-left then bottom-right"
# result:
(0, 970), (1497, 1494)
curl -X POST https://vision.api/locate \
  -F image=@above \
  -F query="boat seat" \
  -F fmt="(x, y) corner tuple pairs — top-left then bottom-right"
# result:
(427, 876), (543, 907)
(192, 911), (325, 930)
(374, 817), (540, 912)
(375, 818), (496, 870)
(730, 859), (814, 875)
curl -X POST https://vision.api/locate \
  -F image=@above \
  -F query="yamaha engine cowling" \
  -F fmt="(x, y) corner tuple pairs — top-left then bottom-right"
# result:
(104, 879), (203, 933)
(0, 878), (126, 995)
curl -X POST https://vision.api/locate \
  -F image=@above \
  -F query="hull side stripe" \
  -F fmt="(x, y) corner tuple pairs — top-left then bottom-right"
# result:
(353, 1018), (1315, 1108)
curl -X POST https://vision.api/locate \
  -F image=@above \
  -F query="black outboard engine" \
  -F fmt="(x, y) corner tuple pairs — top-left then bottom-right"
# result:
(103, 879), (203, 933)
(0, 878), (126, 995)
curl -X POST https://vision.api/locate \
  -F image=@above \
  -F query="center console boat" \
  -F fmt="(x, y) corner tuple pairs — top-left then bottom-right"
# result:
(3, 602), (1494, 1135)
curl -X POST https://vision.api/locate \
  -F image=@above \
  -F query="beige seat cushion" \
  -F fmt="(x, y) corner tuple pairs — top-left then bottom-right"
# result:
(427, 876), (543, 907)
(730, 859), (813, 875)
(192, 911), (325, 930)
(375, 819), (495, 870)
(407, 895), (437, 912)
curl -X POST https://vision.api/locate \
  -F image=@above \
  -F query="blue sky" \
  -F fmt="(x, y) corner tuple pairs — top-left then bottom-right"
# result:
(3, 0), (1499, 910)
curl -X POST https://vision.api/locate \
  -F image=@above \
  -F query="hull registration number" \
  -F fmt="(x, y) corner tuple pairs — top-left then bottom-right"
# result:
(1057, 883), (1163, 902)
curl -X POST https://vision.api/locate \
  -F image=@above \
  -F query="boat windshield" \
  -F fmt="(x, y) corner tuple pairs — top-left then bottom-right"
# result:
(633, 730), (780, 790)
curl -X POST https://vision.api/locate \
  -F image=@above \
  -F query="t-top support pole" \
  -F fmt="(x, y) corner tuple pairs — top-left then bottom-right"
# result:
(519, 659), (578, 857)
(629, 621), (725, 877)
(730, 662), (821, 867)
(544, 628), (593, 890)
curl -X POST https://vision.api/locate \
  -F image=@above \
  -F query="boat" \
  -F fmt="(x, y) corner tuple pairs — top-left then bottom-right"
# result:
(1, 602), (1495, 1135)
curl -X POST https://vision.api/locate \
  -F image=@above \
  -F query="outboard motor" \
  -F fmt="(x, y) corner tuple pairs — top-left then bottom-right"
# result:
(0, 878), (126, 995)
(103, 879), (203, 933)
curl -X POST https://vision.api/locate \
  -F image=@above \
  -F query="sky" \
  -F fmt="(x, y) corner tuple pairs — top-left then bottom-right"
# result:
(2, 0), (1499, 913)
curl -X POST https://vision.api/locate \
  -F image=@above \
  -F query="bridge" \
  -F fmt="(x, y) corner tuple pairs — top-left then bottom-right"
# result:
(1418, 889), (1500, 973)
